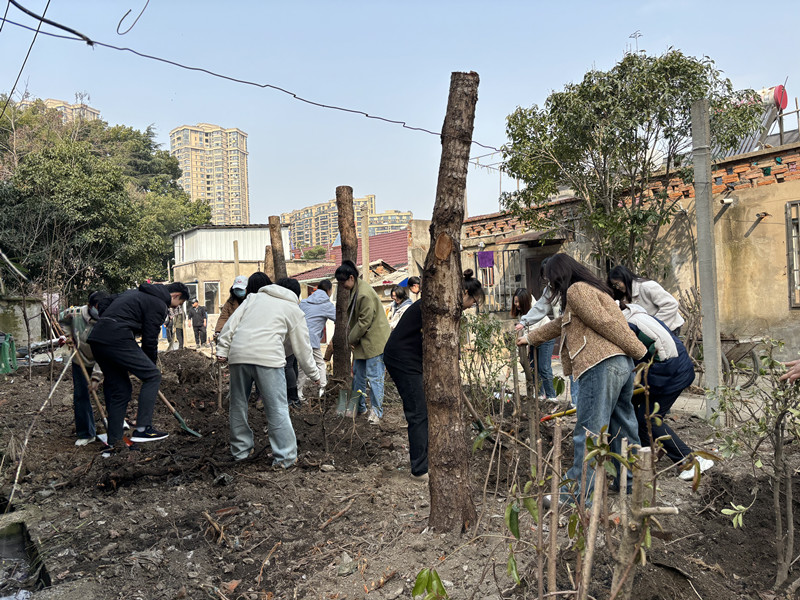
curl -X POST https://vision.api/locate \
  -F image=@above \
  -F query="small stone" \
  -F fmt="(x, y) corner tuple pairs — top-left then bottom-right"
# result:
(385, 586), (404, 600)
(155, 507), (168, 518)
(320, 464), (336, 472)
(79, 509), (92, 519)
(174, 585), (187, 598)
(109, 530), (120, 539)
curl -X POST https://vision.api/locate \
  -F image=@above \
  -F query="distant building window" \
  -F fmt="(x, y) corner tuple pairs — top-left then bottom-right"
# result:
(786, 200), (800, 308)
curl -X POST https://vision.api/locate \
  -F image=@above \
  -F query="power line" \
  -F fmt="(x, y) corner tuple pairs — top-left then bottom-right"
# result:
(0, 1), (11, 34)
(116, 0), (149, 36)
(0, 10), (502, 152)
(0, 0), (50, 122)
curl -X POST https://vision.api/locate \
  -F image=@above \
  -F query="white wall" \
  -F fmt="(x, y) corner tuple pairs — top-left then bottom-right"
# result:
(173, 226), (291, 264)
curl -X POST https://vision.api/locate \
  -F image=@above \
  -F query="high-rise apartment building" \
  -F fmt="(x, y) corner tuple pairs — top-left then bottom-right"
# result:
(169, 123), (250, 225)
(17, 98), (100, 123)
(281, 195), (412, 250)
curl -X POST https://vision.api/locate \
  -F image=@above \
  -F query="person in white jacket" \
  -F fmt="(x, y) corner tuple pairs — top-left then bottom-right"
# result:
(216, 274), (320, 466)
(608, 265), (685, 334)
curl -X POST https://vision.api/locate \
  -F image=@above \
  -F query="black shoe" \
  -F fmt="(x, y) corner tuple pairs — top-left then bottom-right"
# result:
(101, 440), (140, 458)
(130, 426), (169, 443)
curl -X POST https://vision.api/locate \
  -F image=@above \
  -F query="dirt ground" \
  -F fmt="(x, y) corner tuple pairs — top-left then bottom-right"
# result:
(0, 349), (798, 600)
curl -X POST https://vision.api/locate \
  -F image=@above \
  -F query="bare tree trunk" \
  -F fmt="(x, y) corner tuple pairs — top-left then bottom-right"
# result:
(332, 185), (358, 383)
(423, 71), (479, 532)
(264, 245), (274, 280)
(268, 216), (287, 281)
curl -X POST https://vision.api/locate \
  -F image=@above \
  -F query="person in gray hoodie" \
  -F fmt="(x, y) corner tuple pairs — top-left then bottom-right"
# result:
(216, 279), (320, 466)
(298, 279), (336, 398)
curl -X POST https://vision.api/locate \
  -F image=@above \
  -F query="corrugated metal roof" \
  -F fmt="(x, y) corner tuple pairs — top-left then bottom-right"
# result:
(173, 225), (290, 263)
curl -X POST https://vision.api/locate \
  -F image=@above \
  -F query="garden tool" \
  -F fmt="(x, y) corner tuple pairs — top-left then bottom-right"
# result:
(158, 390), (202, 437)
(540, 407), (577, 423)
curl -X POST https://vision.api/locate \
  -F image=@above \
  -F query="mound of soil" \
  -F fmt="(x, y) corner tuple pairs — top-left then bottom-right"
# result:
(0, 350), (797, 599)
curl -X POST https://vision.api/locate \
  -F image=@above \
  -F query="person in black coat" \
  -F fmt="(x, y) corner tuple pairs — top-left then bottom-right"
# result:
(89, 282), (190, 449)
(187, 298), (208, 347)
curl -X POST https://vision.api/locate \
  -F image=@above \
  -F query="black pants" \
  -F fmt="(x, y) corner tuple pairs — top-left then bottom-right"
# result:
(385, 363), (428, 476)
(90, 338), (161, 446)
(635, 389), (692, 464)
(193, 326), (206, 346)
(284, 354), (299, 405)
(175, 328), (184, 349)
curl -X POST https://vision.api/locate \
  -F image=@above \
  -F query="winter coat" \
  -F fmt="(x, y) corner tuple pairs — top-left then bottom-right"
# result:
(347, 278), (391, 360)
(630, 279), (685, 332)
(215, 298), (241, 334)
(622, 304), (694, 398)
(216, 285), (320, 380)
(388, 298), (413, 330)
(59, 305), (100, 368)
(88, 283), (172, 363)
(527, 282), (646, 379)
(188, 305), (207, 328)
(299, 289), (336, 348)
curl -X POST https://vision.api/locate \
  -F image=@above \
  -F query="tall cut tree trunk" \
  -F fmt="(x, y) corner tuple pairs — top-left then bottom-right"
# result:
(268, 216), (287, 281)
(332, 185), (358, 383)
(423, 71), (479, 531)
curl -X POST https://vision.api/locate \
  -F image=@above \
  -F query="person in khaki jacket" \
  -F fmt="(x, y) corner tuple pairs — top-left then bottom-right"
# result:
(335, 260), (391, 424)
(518, 254), (646, 506)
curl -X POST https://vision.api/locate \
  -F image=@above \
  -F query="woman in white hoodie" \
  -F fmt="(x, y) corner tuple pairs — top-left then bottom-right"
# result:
(216, 272), (320, 467)
(609, 265), (684, 334)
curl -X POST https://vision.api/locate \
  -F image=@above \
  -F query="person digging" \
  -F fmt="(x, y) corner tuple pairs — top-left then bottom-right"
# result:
(88, 281), (190, 452)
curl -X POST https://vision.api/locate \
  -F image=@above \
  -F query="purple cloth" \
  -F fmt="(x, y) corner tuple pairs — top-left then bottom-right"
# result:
(477, 251), (494, 269)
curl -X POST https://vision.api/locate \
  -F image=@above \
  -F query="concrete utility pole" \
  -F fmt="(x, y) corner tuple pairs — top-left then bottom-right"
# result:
(361, 205), (370, 280)
(264, 245), (274, 280)
(691, 98), (722, 417)
(268, 216), (287, 281)
(423, 71), (480, 531)
(233, 240), (240, 277)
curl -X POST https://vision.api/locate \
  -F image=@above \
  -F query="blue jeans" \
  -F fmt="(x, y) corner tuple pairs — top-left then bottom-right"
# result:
(229, 364), (297, 467)
(352, 355), (385, 418)
(530, 340), (556, 397)
(71, 362), (96, 439)
(565, 355), (639, 504)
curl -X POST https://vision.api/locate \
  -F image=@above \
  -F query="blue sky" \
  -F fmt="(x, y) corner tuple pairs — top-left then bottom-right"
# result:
(0, 1), (795, 223)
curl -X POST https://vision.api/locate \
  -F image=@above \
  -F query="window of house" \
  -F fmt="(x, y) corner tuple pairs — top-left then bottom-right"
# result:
(786, 201), (800, 308)
(204, 282), (220, 314)
(474, 248), (521, 312)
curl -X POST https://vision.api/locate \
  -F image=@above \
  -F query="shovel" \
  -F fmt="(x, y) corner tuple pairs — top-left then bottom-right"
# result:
(158, 390), (202, 437)
(540, 407), (577, 423)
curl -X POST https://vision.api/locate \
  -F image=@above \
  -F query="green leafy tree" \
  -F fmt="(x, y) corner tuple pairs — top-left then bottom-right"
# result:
(0, 97), (210, 297)
(302, 245), (327, 259)
(502, 49), (761, 276)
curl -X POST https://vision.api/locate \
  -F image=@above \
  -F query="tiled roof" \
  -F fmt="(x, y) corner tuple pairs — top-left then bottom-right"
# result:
(328, 229), (409, 268)
(294, 264), (338, 281)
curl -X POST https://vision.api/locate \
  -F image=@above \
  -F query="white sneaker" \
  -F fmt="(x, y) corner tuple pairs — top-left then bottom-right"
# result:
(411, 472), (429, 482)
(546, 397), (558, 403)
(679, 456), (715, 481)
(367, 410), (381, 425)
(75, 436), (95, 446)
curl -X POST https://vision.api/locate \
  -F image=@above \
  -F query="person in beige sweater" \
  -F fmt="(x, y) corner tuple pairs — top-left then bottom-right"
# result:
(517, 254), (647, 506)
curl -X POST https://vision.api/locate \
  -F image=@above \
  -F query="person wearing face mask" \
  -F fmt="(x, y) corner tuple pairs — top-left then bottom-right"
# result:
(59, 291), (110, 446)
(215, 275), (248, 340)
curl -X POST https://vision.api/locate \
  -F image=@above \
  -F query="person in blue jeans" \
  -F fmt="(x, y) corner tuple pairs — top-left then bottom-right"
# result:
(511, 288), (556, 400)
(518, 254), (646, 506)
(59, 291), (109, 445)
(215, 273), (320, 466)
(335, 260), (391, 424)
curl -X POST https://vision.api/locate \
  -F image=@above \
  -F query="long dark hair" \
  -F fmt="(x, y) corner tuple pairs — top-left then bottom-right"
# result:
(245, 272), (272, 296)
(607, 265), (644, 304)
(462, 269), (485, 305)
(391, 285), (408, 304)
(511, 288), (531, 317)
(545, 254), (612, 309)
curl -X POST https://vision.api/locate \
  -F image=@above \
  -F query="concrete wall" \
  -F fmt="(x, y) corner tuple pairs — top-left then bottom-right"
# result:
(671, 179), (800, 352)
(0, 297), (43, 346)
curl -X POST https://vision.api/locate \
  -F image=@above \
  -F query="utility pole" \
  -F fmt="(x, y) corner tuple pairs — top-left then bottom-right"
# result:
(361, 205), (370, 280)
(691, 98), (722, 417)
(268, 216), (287, 280)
